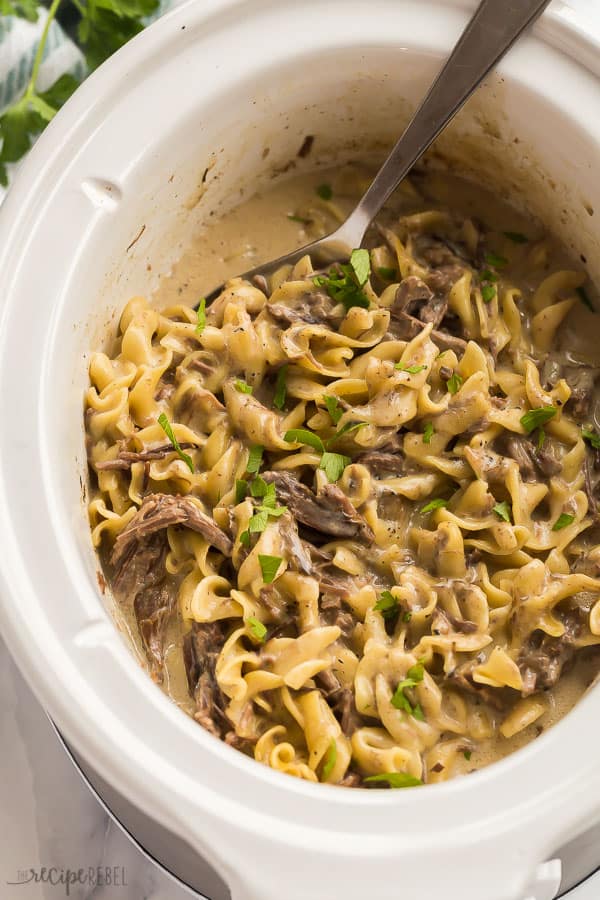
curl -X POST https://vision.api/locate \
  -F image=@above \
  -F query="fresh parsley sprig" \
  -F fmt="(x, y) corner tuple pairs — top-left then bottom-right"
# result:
(284, 421), (365, 483)
(313, 248), (371, 312)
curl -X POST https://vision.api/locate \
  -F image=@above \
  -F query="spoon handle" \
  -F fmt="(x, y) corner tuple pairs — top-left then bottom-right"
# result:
(342, 0), (552, 239)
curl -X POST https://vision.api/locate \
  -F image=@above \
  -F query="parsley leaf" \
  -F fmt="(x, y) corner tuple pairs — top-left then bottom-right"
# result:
(481, 284), (496, 303)
(446, 373), (463, 395)
(391, 663), (425, 719)
(481, 269), (499, 283)
(157, 413), (194, 473)
(583, 427), (600, 449)
(329, 421), (367, 443)
(364, 772), (422, 789)
(463, 750), (472, 761)
(196, 298), (206, 335)
(320, 451), (351, 483)
(250, 475), (269, 499)
(284, 429), (325, 453)
(321, 739), (337, 780)
(0, 0), (39, 21)
(248, 509), (270, 533)
(235, 379), (253, 394)
(235, 480), (248, 504)
(247, 616), (267, 642)
(374, 590), (399, 620)
(395, 362), (427, 374)
(537, 427), (546, 449)
(423, 422), (434, 444)
(313, 249), (371, 312)
(273, 365), (288, 410)
(421, 498), (448, 514)
(378, 266), (398, 281)
(493, 501), (512, 523)
(504, 231), (528, 243)
(552, 513), (574, 531)
(288, 214), (311, 225)
(520, 406), (556, 433)
(484, 252), (508, 269)
(324, 395), (343, 425)
(246, 445), (264, 474)
(316, 183), (333, 201)
(403, 611), (412, 623)
(577, 285), (595, 312)
(258, 554), (283, 584)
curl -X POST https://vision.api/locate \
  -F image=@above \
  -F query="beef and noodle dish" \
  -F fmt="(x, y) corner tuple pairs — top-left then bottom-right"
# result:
(86, 166), (600, 788)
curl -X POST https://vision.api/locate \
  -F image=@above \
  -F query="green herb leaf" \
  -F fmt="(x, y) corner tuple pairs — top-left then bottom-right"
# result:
(395, 362), (427, 374)
(577, 285), (595, 312)
(378, 266), (398, 281)
(314, 264), (370, 312)
(503, 231), (528, 244)
(481, 284), (496, 303)
(484, 252), (508, 269)
(284, 429), (325, 453)
(258, 503), (287, 518)
(423, 422), (434, 444)
(0, 0), (40, 21)
(235, 379), (253, 394)
(273, 364), (288, 410)
(537, 427), (546, 449)
(247, 616), (267, 642)
(329, 421), (367, 443)
(258, 554), (283, 584)
(463, 750), (472, 761)
(493, 501), (512, 523)
(248, 509), (270, 534)
(239, 530), (250, 547)
(324, 395), (343, 425)
(391, 665), (425, 719)
(403, 611), (412, 623)
(446, 372), (463, 395)
(481, 269), (499, 283)
(250, 476), (269, 498)
(349, 248), (371, 286)
(364, 772), (423, 789)
(288, 214), (311, 225)
(374, 590), (399, 620)
(421, 498), (448, 514)
(157, 413), (194, 473)
(321, 738), (337, 780)
(552, 513), (575, 532)
(235, 480), (248, 504)
(316, 183), (333, 201)
(520, 406), (557, 433)
(320, 451), (350, 483)
(246, 445), (264, 474)
(583, 427), (600, 450)
(196, 298), (206, 335)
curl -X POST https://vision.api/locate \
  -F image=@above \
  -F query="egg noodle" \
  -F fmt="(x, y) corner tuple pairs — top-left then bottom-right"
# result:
(86, 180), (600, 788)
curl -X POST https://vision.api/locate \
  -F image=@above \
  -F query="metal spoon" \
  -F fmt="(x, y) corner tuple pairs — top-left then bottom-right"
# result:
(205, 0), (551, 301)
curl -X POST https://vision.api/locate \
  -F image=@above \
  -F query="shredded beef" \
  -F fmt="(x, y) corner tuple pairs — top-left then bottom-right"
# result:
(183, 621), (231, 737)
(356, 450), (405, 476)
(95, 442), (196, 471)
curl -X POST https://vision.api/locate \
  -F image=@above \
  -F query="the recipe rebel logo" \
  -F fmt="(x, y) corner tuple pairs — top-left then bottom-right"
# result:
(6, 866), (128, 895)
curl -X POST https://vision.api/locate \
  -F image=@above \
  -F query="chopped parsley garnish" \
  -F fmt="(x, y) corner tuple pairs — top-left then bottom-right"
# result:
(246, 445), (264, 474)
(324, 395), (343, 425)
(403, 611), (412, 623)
(484, 252), (508, 269)
(235, 480), (248, 504)
(321, 739), (337, 779)
(258, 554), (283, 584)
(520, 406), (556, 433)
(577, 285), (595, 312)
(250, 475), (272, 500)
(463, 750), (472, 761)
(481, 269), (499, 283)
(395, 362), (427, 374)
(374, 590), (399, 620)
(493, 501), (512, 523)
(392, 662), (425, 719)
(331, 421), (367, 442)
(503, 231), (528, 244)
(273, 365), (288, 410)
(481, 284), (496, 303)
(421, 498), (448, 514)
(287, 214), (311, 225)
(320, 451), (351, 483)
(313, 248), (371, 311)
(284, 428), (325, 453)
(583, 426), (600, 449)
(196, 298), (206, 335)
(423, 422), (434, 444)
(378, 266), (398, 281)
(247, 616), (267, 642)
(364, 772), (422, 789)
(446, 372), (463, 395)
(239, 476), (287, 544)
(553, 513), (575, 532)
(316, 183), (333, 201)
(235, 379), (253, 394)
(157, 413), (194, 473)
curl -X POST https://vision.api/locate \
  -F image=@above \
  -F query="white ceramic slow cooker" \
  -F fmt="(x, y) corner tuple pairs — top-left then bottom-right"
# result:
(1, 1), (600, 898)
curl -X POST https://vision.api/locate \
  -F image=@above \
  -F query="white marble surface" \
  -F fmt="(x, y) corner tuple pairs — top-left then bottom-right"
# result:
(0, 638), (195, 900)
